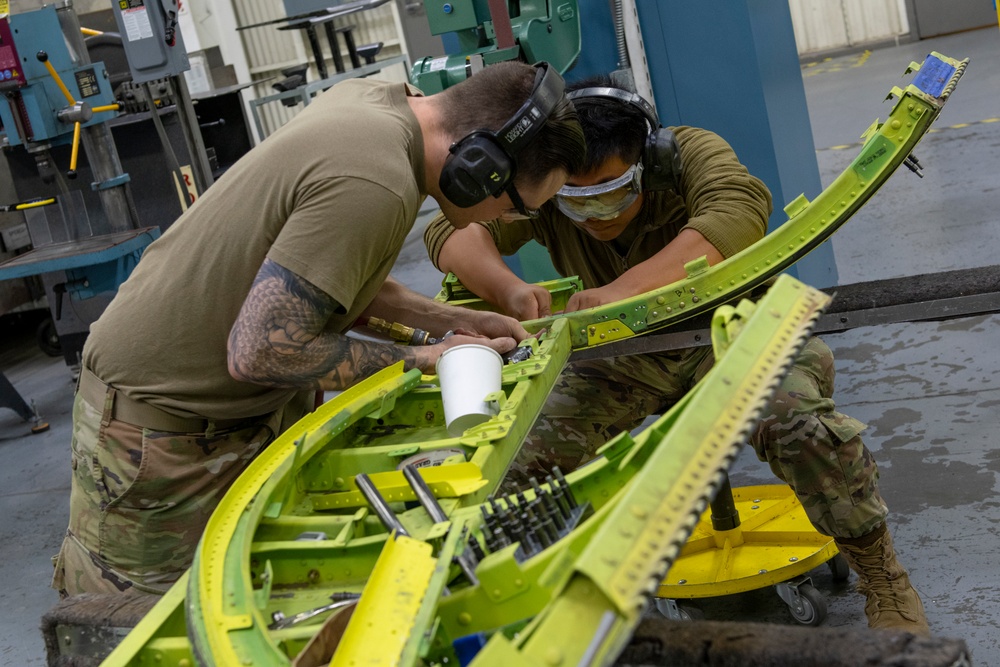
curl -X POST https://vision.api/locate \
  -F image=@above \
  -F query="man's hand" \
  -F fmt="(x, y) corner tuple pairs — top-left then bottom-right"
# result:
(565, 284), (633, 313)
(497, 283), (553, 321)
(415, 332), (518, 375)
(455, 309), (532, 342)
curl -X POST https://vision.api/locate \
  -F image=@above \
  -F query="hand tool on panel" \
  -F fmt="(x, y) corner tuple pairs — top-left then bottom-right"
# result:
(402, 464), (480, 585)
(365, 315), (450, 345)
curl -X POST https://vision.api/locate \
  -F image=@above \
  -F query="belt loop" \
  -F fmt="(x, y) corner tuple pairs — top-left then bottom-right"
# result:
(205, 420), (216, 439)
(101, 385), (116, 428)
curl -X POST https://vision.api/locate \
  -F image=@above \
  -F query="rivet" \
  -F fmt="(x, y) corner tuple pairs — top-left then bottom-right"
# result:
(689, 287), (696, 293)
(545, 648), (563, 665)
(789, 557), (798, 562)
(678, 579), (687, 584)
(759, 569), (768, 574)
(458, 612), (472, 625)
(751, 505), (759, 510)
(656, 296), (666, 305)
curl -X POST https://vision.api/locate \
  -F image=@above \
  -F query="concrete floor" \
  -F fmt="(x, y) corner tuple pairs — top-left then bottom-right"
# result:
(1, 26), (998, 665)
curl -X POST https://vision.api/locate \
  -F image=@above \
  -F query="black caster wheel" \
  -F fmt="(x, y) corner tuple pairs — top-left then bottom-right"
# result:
(828, 553), (852, 582)
(654, 598), (705, 621)
(36, 317), (62, 357)
(785, 582), (827, 626)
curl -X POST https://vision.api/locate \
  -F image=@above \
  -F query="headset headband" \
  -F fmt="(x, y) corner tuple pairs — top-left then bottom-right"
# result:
(496, 62), (564, 155)
(567, 87), (659, 129)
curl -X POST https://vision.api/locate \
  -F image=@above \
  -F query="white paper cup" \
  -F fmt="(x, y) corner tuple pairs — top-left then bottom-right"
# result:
(436, 344), (503, 437)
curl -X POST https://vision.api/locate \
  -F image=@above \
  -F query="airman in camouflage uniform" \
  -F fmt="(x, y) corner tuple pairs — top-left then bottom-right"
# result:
(424, 77), (929, 634)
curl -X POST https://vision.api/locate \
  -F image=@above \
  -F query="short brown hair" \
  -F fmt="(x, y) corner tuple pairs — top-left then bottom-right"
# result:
(437, 61), (586, 186)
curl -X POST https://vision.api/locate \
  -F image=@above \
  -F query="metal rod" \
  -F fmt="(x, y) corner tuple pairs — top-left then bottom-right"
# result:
(142, 82), (193, 209)
(401, 465), (448, 523)
(402, 465), (479, 585)
(354, 473), (409, 537)
(268, 597), (357, 630)
(167, 74), (215, 194)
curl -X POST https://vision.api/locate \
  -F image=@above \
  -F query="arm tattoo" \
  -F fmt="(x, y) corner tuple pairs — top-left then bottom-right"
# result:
(228, 259), (418, 390)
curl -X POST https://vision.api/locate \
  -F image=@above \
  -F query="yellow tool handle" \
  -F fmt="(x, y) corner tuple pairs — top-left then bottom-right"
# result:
(38, 53), (77, 106)
(68, 122), (81, 178)
(0, 198), (57, 213)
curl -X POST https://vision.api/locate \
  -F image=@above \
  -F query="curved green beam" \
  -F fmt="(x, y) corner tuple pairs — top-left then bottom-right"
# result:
(512, 52), (967, 350)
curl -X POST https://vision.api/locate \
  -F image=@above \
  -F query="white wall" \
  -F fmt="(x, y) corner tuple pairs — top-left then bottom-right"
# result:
(788, 0), (910, 55)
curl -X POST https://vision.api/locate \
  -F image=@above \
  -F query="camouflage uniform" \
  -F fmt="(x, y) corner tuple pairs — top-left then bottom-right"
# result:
(506, 337), (887, 540)
(51, 390), (297, 597)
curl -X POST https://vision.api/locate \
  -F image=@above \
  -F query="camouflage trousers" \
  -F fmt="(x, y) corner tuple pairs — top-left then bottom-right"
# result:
(506, 337), (888, 539)
(51, 391), (287, 597)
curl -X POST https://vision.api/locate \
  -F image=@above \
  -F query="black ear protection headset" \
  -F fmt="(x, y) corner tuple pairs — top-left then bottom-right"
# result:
(566, 87), (683, 193)
(439, 62), (565, 208)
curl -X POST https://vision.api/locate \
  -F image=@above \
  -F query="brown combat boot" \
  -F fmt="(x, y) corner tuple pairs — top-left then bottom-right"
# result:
(835, 522), (930, 636)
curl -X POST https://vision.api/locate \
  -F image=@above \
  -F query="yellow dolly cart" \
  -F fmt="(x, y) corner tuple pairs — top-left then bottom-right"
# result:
(656, 474), (850, 625)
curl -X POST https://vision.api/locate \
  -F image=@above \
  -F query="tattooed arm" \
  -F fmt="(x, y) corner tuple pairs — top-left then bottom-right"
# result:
(228, 259), (517, 391)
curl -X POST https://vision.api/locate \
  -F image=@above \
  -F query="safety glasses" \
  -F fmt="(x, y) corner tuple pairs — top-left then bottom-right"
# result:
(554, 163), (643, 223)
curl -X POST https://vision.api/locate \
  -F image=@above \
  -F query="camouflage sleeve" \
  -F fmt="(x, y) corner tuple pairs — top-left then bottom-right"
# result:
(423, 212), (537, 271)
(673, 126), (773, 259)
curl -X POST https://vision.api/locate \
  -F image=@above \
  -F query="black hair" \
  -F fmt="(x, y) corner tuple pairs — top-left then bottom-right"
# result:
(566, 75), (650, 174)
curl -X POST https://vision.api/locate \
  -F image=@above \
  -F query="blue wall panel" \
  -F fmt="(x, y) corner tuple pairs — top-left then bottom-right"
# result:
(636, 1), (837, 287)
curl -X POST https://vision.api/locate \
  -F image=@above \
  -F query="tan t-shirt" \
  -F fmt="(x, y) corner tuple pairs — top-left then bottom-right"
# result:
(85, 79), (426, 420)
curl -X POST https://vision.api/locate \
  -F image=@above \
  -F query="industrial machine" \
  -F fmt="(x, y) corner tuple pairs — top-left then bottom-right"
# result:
(409, 0), (581, 92)
(0, 0), (248, 372)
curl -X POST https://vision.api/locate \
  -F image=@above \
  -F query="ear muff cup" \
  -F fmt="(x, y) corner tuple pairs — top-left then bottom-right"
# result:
(438, 62), (565, 209)
(439, 132), (515, 208)
(643, 127), (683, 193)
